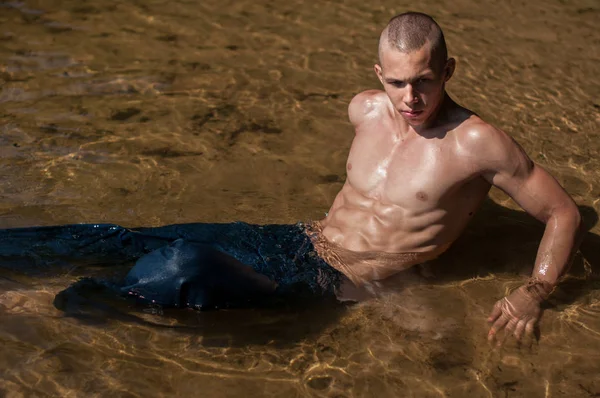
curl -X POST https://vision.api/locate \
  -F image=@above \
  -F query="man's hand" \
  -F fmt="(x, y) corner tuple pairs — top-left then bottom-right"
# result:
(487, 278), (554, 345)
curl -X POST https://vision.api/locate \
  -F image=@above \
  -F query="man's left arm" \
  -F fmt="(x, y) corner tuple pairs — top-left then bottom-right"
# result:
(469, 125), (583, 343)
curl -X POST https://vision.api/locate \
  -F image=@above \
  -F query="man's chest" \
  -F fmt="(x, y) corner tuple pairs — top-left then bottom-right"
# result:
(345, 132), (474, 208)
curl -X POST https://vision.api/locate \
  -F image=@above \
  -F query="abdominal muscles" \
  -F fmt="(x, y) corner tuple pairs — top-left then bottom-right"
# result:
(321, 184), (450, 254)
(313, 185), (452, 283)
(314, 168), (490, 283)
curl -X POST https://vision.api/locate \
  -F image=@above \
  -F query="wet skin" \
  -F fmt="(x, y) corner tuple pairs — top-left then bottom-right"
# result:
(318, 39), (583, 344)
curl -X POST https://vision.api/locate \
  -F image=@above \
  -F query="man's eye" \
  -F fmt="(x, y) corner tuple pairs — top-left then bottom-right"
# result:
(391, 81), (405, 87)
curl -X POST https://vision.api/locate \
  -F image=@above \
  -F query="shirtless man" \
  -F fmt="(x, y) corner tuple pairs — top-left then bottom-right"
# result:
(16, 12), (581, 344)
(314, 12), (583, 344)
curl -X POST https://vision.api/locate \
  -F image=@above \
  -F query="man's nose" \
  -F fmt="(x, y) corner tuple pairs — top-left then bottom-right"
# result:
(402, 84), (418, 104)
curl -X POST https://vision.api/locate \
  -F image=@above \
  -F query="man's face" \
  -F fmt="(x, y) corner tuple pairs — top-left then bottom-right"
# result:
(375, 42), (452, 127)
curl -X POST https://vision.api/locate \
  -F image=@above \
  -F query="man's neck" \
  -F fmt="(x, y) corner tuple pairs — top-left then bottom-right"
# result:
(412, 92), (455, 136)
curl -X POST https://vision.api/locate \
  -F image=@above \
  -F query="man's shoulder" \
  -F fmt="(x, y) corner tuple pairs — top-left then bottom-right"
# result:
(348, 90), (389, 126)
(451, 116), (530, 171)
(452, 115), (512, 154)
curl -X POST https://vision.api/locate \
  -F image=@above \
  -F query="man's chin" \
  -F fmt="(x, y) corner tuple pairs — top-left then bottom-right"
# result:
(402, 116), (426, 126)
(405, 119), (424, 126)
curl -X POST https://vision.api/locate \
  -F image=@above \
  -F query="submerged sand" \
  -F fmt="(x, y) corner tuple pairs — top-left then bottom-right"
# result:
(1, 0), (599, 396)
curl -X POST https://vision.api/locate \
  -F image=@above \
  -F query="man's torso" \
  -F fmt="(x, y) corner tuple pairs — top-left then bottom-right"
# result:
(318, 91), (493, 281)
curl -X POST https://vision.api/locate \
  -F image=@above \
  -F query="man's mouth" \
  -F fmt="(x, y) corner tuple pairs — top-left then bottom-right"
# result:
(400, 109), (424, 118)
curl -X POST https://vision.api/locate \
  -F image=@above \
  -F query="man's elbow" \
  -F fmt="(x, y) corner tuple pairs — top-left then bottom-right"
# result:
(553, 201), (583, 236)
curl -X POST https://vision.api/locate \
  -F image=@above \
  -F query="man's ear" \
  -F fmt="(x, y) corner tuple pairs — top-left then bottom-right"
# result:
(443, 58), (456, 82)
(374, 64), (385, 86)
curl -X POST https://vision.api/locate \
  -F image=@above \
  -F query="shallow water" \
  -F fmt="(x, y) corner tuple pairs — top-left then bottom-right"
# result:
(1, 0), (600, 396)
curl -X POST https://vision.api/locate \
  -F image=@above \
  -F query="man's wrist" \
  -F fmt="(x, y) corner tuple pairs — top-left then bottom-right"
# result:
(523, 277), (555, 302)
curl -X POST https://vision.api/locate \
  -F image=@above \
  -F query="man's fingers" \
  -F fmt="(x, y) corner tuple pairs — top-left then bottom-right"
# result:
(496, 318), (518, 347)
(487, 302), (503, 323)
(514, 320), (527, 341)
(504, 318), (518, 335)
(488, 314), (509, 342)
(525, 321), (535, 339)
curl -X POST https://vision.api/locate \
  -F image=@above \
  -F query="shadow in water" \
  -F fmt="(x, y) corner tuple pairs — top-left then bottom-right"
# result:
(428, 198), (600, 306)
(51, 277), (350, 348)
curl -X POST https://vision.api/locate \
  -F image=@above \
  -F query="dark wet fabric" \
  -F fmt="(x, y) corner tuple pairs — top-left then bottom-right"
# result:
(0, 222), (342, 309)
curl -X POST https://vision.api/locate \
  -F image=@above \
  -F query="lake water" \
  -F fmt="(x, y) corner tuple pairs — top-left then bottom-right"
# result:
(1, 0), (599, 396)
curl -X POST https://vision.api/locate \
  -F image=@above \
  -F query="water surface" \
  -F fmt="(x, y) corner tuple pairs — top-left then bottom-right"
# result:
(1, 0), (600, 396)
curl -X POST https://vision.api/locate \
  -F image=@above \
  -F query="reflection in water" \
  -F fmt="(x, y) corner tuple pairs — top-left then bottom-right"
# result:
(1, 0), (599, 396)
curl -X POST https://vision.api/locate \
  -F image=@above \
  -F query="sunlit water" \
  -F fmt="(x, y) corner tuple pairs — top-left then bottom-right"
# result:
(1, 0), (599, 396)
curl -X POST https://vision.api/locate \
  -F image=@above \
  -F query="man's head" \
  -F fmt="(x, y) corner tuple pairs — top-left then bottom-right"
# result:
(375, 12), (455, 127)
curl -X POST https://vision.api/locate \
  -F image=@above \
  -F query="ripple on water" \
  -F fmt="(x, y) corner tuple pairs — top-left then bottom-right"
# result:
(550, 295), (600, 348)
(7, 51), (79, 73)
(0, 0), (599, 396)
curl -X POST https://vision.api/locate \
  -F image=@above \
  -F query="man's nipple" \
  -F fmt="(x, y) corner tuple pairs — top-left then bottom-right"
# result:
(347, 163), (352, 171)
